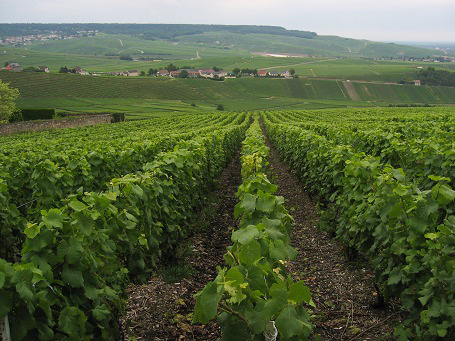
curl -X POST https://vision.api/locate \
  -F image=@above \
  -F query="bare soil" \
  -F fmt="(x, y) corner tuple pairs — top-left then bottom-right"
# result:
(342, 81), (361, 101)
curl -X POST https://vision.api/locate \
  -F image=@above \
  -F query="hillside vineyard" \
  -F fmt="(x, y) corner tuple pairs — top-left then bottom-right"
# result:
(0, 108), (454, 340)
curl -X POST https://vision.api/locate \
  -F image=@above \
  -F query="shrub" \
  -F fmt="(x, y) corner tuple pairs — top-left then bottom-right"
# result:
(8, 110), (23, 123)
(20, 108), (55, 121)
(111, 113), (125, 123)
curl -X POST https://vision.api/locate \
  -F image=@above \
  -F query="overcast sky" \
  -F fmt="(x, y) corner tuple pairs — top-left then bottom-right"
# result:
(1, 0), (454, 42)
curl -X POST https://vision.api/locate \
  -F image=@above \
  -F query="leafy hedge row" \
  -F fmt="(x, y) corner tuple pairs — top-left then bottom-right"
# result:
(263, 117), (455, 340)
(0, 125), (247, 340)
(0, 175), (25, 261)
(287, 119), (455, 191)
(193, 118), (314, 340)
(0, 133), (194, 262)
(0, 114), (249, 261)
(20, 109), (55, 121)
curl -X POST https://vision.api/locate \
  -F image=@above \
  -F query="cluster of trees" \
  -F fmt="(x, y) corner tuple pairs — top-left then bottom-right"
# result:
(22, 66), (46, 72)
(417, 67), (455, 87)
(388, 103), (434, 107)
(0, 23), (317, 41)
(147, 68), (158, 76)
(119, 55), (133, 61)
(58, 67), (80, 74)
(0, 80), (19, 123)
(165, 63), (178, 72)
(232, 68), (257, 76)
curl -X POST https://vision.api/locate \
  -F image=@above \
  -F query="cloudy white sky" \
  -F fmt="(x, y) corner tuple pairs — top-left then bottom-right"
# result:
(1, 0), (454, 42)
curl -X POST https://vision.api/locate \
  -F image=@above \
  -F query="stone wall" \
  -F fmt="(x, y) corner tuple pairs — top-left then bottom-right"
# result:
(0, 114), (113, 136)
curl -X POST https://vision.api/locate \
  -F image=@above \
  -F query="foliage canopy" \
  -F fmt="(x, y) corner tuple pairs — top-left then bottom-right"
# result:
(0, 79), (19, 123)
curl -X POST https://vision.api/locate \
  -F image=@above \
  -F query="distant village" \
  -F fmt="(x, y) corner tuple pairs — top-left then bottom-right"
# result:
(1, 62), (295, 79)
(108, 68), (293, 78)
(370, 56), (455, 63)
(4, 62), (451, 87)
(0, 31), (97, 46)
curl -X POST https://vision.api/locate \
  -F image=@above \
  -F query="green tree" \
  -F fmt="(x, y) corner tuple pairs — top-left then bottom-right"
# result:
(232, 68), (241, 75)
(179, 70), (189, 78)
(140, 71), (146, 76)
(165, 63), (178, 72)
(216, 104), (224, 111)
(147, 68), (158, 76)
(0, 80), (20, 123)
(289, 68), (296, 76)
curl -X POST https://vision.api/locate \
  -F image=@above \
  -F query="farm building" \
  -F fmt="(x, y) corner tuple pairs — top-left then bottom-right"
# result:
(127, 70), (139, 76)
(4, 63), (22, 71)
(170, 70), (181, 77)
(74, 66), (89, 75)
(157, 69), (169, 76)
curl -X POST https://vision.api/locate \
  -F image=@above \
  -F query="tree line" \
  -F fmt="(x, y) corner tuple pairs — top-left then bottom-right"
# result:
(418, 67), (455, 87)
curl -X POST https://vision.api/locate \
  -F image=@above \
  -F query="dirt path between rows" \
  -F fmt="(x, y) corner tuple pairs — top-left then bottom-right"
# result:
(125, 154), (242, 340)
(264, 134), (404, 340)
(124, 128), (404, 340)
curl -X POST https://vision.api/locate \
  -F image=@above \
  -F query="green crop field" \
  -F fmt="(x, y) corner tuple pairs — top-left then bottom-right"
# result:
(1, 107), (455, 340)
(261, 107), (455, 338)
(287, 58), (455, 82)
(2, 23), (455, 341)
(13, 97), (214, 119)
(3, 46), (453, 87)
(175, 31), (454, 58)
(1, 29), (454, 114)
(2, 31), (455, 80)
(12, 30), (451, 61)
(1, 71), (454, 116)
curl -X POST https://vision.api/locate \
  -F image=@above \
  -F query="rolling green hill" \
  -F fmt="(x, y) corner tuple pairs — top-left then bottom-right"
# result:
(2, 44), (454, 85)
(1, 72), (454, 114)
(21, 33), (250, 60)
(14, 31), (453, 60)
(2, 23), (453, 114)
(2, 23), (452, 59)
(176, 31), (451, 59)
